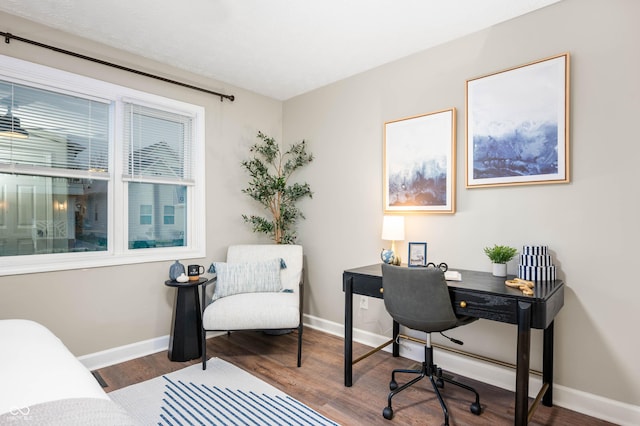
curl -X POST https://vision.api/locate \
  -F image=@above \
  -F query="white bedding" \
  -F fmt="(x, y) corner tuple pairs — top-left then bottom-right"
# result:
(0, 319), (109, 416)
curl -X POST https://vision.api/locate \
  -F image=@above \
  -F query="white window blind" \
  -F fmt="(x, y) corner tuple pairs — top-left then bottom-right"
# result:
(0, 79), (109, 177)
(123, 103), (194, 184)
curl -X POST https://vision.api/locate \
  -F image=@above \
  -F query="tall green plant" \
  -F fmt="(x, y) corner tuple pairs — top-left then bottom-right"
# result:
(241, 131), (313, 244)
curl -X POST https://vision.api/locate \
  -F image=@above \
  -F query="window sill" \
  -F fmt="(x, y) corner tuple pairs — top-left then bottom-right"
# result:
(0, 246), (206, 277)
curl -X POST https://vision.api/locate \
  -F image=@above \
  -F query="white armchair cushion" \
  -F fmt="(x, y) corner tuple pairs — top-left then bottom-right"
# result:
(211, 258), (282, 300)
(227, 244), (303, 291)
(203, 291), (300, 330)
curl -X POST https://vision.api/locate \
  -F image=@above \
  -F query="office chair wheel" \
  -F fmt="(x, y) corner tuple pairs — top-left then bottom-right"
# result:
(383, 406), (394, 420)
(470, 401), (481, 415)
(389, 379), (398, 391)
(436, 378), (444, 388)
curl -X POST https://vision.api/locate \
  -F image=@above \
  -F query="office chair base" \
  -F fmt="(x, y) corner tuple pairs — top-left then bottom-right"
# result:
(383, 362), (481, 424)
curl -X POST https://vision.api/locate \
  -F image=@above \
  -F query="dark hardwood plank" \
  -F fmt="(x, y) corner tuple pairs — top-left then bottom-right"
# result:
(97, 328), (613, 425)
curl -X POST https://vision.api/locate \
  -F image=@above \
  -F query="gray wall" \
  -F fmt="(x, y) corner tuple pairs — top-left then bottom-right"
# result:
(285, 0), (640, 407)
(0, 0), (638, 412)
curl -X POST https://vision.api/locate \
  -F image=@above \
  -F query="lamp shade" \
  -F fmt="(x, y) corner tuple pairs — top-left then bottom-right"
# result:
(381, 215), (405, 241)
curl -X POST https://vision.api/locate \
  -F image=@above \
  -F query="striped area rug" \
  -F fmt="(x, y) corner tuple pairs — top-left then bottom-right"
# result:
(109, 358), (338, 426)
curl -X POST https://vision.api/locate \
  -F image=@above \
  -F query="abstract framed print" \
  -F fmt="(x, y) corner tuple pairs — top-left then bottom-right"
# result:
(466, 53), (570, 187)
(384, 108), (456, 213)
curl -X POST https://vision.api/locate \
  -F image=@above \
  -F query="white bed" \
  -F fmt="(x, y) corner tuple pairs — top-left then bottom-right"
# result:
(0, 319), (136, 424)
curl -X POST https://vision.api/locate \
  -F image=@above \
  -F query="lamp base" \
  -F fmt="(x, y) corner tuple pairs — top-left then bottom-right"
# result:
(381, 249), (401, 266)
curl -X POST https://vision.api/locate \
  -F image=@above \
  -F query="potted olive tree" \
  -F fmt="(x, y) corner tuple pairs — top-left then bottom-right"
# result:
(241, 131), (313, 244)
(483, 244), (518, 277)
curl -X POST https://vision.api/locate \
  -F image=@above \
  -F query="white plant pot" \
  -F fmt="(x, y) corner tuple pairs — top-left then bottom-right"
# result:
(492, 263), (507, 277)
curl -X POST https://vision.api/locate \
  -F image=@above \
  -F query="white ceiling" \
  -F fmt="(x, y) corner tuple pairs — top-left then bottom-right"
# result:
(0, 0), (561, 100)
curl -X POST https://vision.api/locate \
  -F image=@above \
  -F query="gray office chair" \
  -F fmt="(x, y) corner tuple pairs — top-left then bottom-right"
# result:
(381, 264), (481, 424)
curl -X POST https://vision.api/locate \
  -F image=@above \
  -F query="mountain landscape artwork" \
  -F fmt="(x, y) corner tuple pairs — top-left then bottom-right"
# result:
(384, 109), (455, 213)
(472, 121), (558, 179)
(466, 54), (569, 187)
(388, 155), (447, 207)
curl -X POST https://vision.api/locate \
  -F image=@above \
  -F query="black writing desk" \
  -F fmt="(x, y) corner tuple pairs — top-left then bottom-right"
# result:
(343, 264), (564, 426)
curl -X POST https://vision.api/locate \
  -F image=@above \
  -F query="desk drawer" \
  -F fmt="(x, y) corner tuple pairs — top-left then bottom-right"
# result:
(350, 275), (384, 298)
(452, 291), (518, 324)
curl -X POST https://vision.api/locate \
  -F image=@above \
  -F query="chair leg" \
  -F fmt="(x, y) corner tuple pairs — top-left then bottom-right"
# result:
(390, 367), (423, 390)
(428, 341), (482, 418)
(383, 365), (427, 420)
(297, 323), (303, 367)
(201, 328), (207, 370)
(441, 375), (482, 415)
(428, 375), (451, 425)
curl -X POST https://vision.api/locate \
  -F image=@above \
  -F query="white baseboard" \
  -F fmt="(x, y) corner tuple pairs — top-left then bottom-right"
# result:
(76, 315), (640, 425)
(78, 335), (171, 371)
(304, 314), (640, 426)
(78, 330), (226, 371)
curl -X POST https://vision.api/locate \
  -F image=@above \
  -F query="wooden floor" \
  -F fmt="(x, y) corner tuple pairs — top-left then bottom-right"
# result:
(97, 327), (613, 426)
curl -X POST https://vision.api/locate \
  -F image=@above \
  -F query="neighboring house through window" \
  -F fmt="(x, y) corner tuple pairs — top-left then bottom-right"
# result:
(140, 205), (153, 225)
(164, 206), (176, 225)
(0, 55), (205, 275)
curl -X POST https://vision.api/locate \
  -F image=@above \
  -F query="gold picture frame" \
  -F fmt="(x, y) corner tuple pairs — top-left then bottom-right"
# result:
(465, 53), (570, 188)
(383, 108), (456, 214)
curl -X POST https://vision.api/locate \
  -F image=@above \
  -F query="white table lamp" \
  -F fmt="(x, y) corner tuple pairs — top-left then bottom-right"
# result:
(381, 215), (405, 265)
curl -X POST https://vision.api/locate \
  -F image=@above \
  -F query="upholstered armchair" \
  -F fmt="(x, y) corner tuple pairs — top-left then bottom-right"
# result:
(201, 244), (304, 370)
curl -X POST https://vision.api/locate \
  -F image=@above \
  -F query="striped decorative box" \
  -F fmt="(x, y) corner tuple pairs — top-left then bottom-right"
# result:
(518, 245), (556, 282)
(519, 254), (553, 266)
(522, 245), (548, 255)
(518, 265), (556, 282)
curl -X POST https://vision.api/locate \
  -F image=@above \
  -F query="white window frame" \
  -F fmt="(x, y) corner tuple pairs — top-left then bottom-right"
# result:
(0, 55), (206, 276)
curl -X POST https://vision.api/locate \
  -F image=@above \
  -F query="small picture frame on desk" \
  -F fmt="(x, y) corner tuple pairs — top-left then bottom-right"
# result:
(408, 242), (427, 267)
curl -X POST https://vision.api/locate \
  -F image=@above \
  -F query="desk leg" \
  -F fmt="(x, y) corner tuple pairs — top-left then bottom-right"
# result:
(515, 301), (532, 426)
(344, 276), (354, 387)
(542, 321), (555, 406)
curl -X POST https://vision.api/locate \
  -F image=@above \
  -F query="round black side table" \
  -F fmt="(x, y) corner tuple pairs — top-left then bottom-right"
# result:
(165, 277), (207, 362)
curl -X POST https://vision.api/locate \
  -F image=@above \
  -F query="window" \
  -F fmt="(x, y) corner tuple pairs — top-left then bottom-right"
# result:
(140, 205), (153, 225)
(0, 55), (205, 275)
(123, 104), (192, 250)
(164, 206), (175, 225)
(0, 80), (110, 256)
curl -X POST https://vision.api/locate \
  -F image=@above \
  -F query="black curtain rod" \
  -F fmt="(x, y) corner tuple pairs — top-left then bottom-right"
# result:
(1, 31), (235, 102)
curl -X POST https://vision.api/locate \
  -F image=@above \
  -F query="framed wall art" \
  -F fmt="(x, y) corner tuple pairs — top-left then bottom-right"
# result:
(384, 108), (456, 213)
(408, 242), (427, 267)
(465, 53), (570, 188)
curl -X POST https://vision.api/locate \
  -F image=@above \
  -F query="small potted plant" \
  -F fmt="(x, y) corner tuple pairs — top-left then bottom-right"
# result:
(483, 244), (518, 277)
